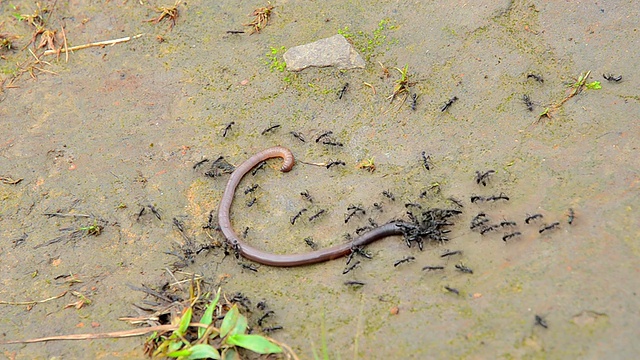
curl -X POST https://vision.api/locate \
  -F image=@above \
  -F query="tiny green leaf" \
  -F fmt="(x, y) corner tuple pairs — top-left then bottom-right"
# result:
(168, 338), (185, 354)
(586, 81), (601, 90)
(220, 305), (240, 338)
(230, 312), (248, 337)
(199, 288), (221, 338)
(222, 348), (240, 360)
(167, 348), (191, 358)
(225, 334), (283, 354)
(186, 344), (221, 360)
(177, 307), (193, 336)
(168, 344), (221, 359)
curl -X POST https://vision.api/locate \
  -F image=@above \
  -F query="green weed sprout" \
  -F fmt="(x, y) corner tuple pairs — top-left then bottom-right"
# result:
(152, 288), (283, 359)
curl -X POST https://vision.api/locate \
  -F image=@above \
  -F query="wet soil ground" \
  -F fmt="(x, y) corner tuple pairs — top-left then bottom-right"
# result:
(1, 0), (639, 359)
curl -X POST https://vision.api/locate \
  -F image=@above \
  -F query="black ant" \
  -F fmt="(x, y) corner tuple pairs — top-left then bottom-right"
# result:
(315, 131), (333, 143)
(290, 209), (307, 225)
(535, 315), (548, 328)
(193, 158), (209, 169)
(239, 263), (259, 272)
(448, 197), (464, 208)
(232, 241), (241, 259)
(244, 184), (259, 194)
(326, 160), (346, 169)
(257, 310), (274, 326)
(338, 83), (349, 99)
(502, 232), (521, 242)
(441, 250), (462, 258)
(136, 206), (146, 221)
(349, 246), (373, 262)
(410, 93), (418, 111)
(304, 237), (317, 250)
(487, 193), (509, 202)
(222, 121), (235, 137)
(603, 74), (622, 82)
(522, 94), (534, 111)
(382, 190), (395, 201)
(539, 222), (560, 234)
(525, 213), (544, 224)
(421, 151), (431, 170)
(441, 96), (458, 112)
(470, 215), (490, 230)
(455, 264), (473, 274)
(261, 124), (281, 135)
(262, 326), (283, 333)
(393, 256), (415, 267)
(344, 280), (365, 287)
(422, 265), (445, 271)
(251, 161), (267, 176)
(322, 140), (343, 147)
(308, 209), (326, 222)
(499, 220), (517, 227)
(527, 73), (544, 83)
(444, 286), (459, 295)
(342, 260), (361, 274)
(480, 224), (500, 235)
(345, 205), (366, 224)
(290, 131), (306, 142)
(567, 208), (575, 225)
(148, 204), (162, 220)
(355, 226), (372, 235)
(475, 170), (495, 186)
(470, 195), (485, 203)
(246, 198), (257, 207)
(300, 190), (313, 203)
(202, 210), (217, 230)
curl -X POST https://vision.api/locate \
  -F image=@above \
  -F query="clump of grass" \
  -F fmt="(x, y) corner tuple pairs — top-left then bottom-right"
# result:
(144, 284), (298, 359)
(146, 1), (181, 30)
(244, 2), (274, 34)
(538, 70), (600, 122)
(357, 157), (376, 172)
(0, 32), (19, 51)
(388, 64), (412, 103)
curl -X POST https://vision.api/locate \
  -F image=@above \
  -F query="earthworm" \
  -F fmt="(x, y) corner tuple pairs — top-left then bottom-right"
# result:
(217, 146), (408, 267)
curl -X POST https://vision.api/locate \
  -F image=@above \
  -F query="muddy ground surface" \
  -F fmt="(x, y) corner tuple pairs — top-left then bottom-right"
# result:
(1, 0), (639, 359)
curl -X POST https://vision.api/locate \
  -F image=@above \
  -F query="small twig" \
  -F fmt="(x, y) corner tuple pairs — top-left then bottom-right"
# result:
(298, 161), (330, 167)
(60, 24), (68, 63)
(0, 291), (67, 306)
(164, 267), (184, 291)
(43, 34), (144, 56)
(0, 176), (23, 185)
(43, 212), (92, 218)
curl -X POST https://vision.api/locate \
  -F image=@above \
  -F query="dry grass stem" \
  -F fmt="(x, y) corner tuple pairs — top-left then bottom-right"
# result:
(43, 34), (143, 56)
(0, 323), (209, 344)
(0, 291), (67, 306)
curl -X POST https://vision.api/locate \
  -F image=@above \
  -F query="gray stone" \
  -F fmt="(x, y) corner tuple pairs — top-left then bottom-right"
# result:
(283, 34), (365, 71)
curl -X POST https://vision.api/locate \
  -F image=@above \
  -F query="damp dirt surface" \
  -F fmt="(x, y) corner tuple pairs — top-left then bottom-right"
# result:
(1, 0), (639, 359)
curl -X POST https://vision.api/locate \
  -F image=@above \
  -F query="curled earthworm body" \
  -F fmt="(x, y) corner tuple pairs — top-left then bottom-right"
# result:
(217, 146), (409, 267)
